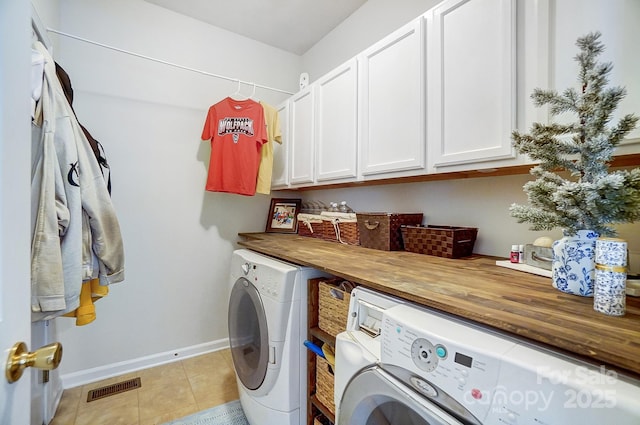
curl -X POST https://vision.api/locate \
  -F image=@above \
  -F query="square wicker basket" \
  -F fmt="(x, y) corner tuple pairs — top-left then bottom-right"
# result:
(297, 214), (325, 239)
(401, 225), (478, 258)
(318, 280), (351, 338)
(315, 355), (335, 415)
(320, 212), (360, 245)
(322, 220), (360, 245)
(356, 213), (423, 251)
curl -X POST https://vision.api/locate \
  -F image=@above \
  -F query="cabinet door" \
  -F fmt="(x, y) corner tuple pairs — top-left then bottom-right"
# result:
(290, 86), (315, 185)
(271, 101), (289, 189)
(358, 19), (426, 178)
(315, 59), (358, 183)
(427, 0), (517, 170)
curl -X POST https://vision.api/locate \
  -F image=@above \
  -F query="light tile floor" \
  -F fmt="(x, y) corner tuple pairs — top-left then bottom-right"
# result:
(50, 348), (239, 425)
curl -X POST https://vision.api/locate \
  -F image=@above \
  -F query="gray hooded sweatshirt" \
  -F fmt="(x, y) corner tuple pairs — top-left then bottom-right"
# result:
(31, 41), (124, 321)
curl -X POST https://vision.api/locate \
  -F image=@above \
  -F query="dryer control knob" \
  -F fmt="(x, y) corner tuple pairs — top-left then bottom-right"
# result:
(242, 263), (250, 275)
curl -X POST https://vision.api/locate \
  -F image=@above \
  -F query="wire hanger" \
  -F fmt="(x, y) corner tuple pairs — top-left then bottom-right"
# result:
(229, 79), (254, 101)
(230, 80), (243, 99)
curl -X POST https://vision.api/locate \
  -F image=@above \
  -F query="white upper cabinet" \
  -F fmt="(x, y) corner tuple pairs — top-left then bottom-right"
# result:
(358, 19), (426, 179)
(427, 0), (517, 172)
(271, 100), (289, 189)
(315, 58), (358, 183)
(289, 86), (315, 186)
(273, 0), (640, 190)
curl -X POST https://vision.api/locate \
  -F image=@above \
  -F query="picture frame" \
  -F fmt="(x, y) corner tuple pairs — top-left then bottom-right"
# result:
(265, 198), (302, 233)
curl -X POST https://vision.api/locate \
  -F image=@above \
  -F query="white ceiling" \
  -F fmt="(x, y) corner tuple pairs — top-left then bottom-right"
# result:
(144, 0), (368, 55)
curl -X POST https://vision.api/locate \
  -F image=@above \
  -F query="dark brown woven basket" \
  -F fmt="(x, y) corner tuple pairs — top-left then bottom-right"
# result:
(401, 225), (478, 258)
(356, 213), (423, 251)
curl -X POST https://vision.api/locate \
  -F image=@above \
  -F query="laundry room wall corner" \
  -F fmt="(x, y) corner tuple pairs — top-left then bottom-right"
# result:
(46, 0), (302, 382)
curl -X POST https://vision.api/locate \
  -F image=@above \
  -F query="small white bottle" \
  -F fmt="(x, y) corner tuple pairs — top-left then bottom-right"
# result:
(518, 244), (525, 263)
(339, 201), (353, 213)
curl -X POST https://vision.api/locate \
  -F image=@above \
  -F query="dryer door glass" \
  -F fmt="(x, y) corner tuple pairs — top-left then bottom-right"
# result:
(228, 277), (269, 390)
(339, 366), (465, 425)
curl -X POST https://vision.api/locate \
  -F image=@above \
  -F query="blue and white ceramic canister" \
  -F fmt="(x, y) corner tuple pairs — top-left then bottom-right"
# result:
(594, 238), (627, 316)
(595, 238), (627, 266)
(552, 230), (598, 297)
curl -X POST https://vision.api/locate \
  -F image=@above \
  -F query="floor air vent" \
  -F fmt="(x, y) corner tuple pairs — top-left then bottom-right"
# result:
(87, 377), (141, 402)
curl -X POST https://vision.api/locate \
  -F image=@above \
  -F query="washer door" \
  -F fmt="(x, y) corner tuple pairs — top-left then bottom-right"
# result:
(228, 277), (269, 391)
(338, 366), (466, 425)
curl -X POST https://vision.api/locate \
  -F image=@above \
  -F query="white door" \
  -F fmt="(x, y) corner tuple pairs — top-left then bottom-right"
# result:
(358, 18), (426, 178)
(1, 0), (34, 424)
(427, 0), (517, 170)
(289, 86), (315, 186)
(271, 101), (289, 189)
(315, 58), (358, 183)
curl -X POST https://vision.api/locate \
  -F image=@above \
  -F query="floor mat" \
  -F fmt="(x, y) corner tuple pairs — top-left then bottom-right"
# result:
(162, 399), (249, 425)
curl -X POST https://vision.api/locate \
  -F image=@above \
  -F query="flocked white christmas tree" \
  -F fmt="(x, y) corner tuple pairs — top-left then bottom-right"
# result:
(510, 32), (640, 237)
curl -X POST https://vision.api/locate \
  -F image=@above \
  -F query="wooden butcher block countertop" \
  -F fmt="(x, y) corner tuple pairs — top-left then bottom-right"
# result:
(238, 233), (640, 377)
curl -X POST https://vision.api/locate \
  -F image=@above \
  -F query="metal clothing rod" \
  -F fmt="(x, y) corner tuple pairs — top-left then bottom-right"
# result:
(46, 28), (295, 95)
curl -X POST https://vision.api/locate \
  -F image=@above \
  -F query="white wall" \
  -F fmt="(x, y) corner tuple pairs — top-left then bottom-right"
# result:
(42, 0), (301, 383)
(300, 0), (640, 266)
(32, 0), (59, 51)
(302, 0), (442, 81)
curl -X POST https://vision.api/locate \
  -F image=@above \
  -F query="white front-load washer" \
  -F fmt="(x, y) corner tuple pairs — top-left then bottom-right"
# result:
(228, 249), (328, 425)
(338, 302), (640, 425)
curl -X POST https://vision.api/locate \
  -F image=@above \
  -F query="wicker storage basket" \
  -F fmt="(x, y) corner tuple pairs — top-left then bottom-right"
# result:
(315, 355), (335, 415)
(298, 213), (324, 239)
(321, 212), (360, 245)
(401, 225), (478, 258)
(314, 415), (332, 425)
(356, 213), (423, 251)
(318, 280), (351, 338)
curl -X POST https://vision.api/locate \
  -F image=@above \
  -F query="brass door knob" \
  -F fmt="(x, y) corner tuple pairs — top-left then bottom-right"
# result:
(5, 341), (63, 383)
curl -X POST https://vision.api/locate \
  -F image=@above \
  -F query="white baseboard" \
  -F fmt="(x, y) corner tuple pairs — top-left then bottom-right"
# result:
(61, 338), (230, 389)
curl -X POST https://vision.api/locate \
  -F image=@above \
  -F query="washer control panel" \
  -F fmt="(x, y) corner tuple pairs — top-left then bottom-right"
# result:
(230, 250), (298, 303)
(381, 304), (518, 421)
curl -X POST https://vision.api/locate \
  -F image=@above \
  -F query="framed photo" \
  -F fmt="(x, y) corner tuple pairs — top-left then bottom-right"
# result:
(265, 198), (302, 233)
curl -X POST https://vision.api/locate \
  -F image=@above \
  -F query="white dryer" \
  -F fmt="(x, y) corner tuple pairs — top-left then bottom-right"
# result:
(228, 249), (328, 425)
(338, 302), (640, 425)
(334, 287), (406, 424)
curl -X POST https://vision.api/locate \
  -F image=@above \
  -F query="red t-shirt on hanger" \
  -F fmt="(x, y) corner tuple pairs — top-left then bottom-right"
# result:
(201, 97), (267, 196)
